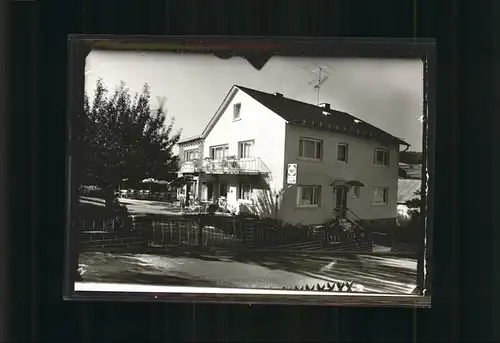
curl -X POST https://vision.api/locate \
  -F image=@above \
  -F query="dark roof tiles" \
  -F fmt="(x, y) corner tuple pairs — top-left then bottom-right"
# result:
(236, 85), (409, 147)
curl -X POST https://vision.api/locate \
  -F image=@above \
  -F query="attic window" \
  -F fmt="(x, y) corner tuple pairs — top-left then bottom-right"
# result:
(354, 119), (362, 124)
(322, 111), (331, 116)
(274, 92), (283, 97)
(233, 103), (241, 120)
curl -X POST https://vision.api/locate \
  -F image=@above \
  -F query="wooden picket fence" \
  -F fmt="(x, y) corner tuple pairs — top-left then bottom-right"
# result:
(73, 219), (118, 232)
(241, 218), (324, 247)
(146, 217), (244, 247)
(74, 215), (419, 253)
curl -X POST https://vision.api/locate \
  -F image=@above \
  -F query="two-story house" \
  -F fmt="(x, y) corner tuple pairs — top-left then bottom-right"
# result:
(177, 85), (409, 227)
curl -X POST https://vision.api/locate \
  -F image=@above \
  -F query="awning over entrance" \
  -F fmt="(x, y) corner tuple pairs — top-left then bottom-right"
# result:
(330, 180), (366, 187)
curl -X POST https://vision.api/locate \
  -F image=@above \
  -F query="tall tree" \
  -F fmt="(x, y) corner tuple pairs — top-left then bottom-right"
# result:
(79, 79), (180, 207)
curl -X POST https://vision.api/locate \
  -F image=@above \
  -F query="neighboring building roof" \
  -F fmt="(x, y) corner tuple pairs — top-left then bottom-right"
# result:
(236, 85), (409, 147)
(399, 163), (422, 179)
(398, 179), (421, 204)
(178, 135), (203, 146)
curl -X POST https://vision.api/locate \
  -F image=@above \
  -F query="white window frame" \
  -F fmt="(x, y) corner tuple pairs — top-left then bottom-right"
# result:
(233, 103), (242, 120)
(296, 185), (322, 208)
(372, 187), (388, 205)
(298, 137), (323, 160)
(352, 186), (360, 198)
(238, 140), (254, 159)
(373, 148), (390, 166)
(209, 144), (229, 160)
(184, 148), (198, 162)
(337, 143), (349, 163)
(238, 183), (252, 201)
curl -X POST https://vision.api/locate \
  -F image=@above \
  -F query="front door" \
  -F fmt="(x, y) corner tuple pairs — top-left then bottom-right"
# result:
(186, 182), (192, 199)
(333, 187), (347, 218)
(219, 182), (228, 198)
(207, 183), (214, 202)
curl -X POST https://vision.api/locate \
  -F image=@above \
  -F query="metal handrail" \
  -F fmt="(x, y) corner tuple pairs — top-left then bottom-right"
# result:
(344, 208), (365, 232)
(346, 207), (362, 221)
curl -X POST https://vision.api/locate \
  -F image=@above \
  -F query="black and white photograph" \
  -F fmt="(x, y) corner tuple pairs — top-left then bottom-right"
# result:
(69, 38), (433, 303)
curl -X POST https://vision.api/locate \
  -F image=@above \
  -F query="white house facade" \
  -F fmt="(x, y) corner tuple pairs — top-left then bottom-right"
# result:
(282, 123), (400, 225)
(177, 85), (409, 227)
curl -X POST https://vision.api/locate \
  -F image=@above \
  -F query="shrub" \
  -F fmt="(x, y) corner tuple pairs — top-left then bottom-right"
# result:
(248, 189), (281, 220)
(206, 204), (219, 214)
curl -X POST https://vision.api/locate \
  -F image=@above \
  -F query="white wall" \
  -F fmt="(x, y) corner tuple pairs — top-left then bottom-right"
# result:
(281, 124), (400, 224)
(202, 89), (287, 203)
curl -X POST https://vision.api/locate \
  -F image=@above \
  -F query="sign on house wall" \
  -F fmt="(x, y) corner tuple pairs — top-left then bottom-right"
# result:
(287, 163), (297, 184)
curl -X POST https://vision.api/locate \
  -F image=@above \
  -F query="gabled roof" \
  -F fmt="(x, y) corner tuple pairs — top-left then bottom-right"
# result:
(180, 85), (410, 147)
(177, 86), (240, 145)
(236, 86), (409, 147)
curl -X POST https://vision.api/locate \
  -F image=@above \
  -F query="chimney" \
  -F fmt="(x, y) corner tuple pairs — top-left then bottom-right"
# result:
(274, 92), (283, 97)
(320, 103), (331, 110)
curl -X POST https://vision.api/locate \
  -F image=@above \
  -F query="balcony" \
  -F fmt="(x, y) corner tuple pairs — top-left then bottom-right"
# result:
(179, 157), (271, 175)
(179, 160), (202, 174)
(203, 157), (271, 175)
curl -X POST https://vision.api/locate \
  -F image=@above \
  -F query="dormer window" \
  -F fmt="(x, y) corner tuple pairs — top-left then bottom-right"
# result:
(233, 103), (241, 120)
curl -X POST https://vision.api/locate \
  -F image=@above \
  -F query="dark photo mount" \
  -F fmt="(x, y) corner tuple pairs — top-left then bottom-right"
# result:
(0, 0), (11, 340)
(4, 0), (497, 340)
(64, 35), (435, 308)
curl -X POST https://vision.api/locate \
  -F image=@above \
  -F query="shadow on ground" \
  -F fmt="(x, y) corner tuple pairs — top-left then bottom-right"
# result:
(80, 251), (217, 287)
(133, 246), (417, 293)
(235, 251), (415, 293)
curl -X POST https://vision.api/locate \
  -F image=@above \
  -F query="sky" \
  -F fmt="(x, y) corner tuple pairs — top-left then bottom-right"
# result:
(85, 50), (424, 151)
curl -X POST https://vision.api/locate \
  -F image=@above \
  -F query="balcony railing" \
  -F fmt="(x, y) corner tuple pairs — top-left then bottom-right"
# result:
(179, 157), (271, 175)
(179, 160), (202, 174)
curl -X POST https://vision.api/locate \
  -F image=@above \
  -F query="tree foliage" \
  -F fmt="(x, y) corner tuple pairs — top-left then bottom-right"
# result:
(405, 189), (424, 219)
(78, 79), (180, 201)
(399, 151), (423, 165)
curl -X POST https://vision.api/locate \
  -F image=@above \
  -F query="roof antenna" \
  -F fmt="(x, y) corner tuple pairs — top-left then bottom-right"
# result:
(308, 65), (331, 105)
